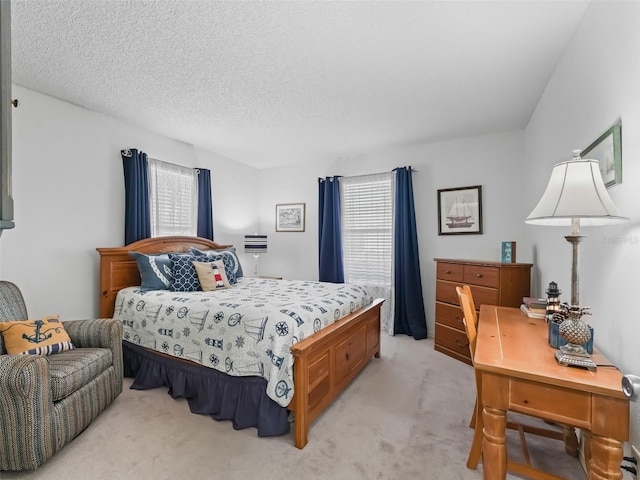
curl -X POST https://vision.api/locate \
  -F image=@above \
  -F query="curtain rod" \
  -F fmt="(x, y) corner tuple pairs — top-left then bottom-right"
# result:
(318, 166), (417, 182)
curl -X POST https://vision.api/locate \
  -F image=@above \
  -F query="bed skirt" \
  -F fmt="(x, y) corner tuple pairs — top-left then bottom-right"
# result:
(122, 341), (290, 437)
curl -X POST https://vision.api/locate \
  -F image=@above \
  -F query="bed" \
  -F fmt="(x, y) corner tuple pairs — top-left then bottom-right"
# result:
(97, 236), (383, 448)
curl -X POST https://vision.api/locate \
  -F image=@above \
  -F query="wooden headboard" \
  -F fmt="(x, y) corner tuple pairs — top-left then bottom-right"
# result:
(96, 236), (232, 318)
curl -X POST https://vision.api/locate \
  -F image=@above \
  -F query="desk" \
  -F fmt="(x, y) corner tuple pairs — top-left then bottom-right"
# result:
(475, 305), (629, 480)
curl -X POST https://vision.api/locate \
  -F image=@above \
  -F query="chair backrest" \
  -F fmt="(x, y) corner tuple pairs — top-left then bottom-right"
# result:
(0, 281), (28, 355)
(458, 284), (477, 327)
(456, 286), (477, 359)
(0, 281), (28, 322)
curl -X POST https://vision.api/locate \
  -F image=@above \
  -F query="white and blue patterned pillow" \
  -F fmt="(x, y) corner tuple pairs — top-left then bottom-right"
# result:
(130, 252), (174, 291)
(169, 253), (223, 291)
(189, 247), (240, 284)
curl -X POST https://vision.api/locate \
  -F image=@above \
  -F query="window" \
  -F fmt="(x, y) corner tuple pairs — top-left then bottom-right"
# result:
(148, 158), (199, 237)
(340, 172), (394, 286)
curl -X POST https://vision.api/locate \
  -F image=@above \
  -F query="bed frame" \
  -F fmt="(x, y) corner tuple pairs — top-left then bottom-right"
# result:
(97, 236), (383, 448)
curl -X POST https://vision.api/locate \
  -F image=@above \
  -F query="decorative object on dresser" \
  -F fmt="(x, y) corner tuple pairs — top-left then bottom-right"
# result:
(434, 258), (532, 365)
(97, 236), (383, 449)
(275, 203), (305, 232)
(582, 120), (622, 188)
(525, 149), (628, 371)
(500, 241), (516, 263)
(243, 233), (267, 276)
(437, 185), (483, 235)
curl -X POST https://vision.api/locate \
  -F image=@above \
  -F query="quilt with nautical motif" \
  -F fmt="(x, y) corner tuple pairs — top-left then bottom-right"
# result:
(114, 278), (373, 407)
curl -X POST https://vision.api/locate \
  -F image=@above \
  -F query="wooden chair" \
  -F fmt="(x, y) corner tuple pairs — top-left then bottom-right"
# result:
(456, 286), (574, 480)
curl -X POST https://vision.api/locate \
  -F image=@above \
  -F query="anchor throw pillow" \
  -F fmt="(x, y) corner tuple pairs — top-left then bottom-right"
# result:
(0, 315), (75, 355)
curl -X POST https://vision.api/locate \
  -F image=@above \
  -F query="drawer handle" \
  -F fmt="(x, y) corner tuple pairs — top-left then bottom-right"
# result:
(476, 273), (483, 278)
(455, 315), (463, 323)
(445, 270), (452, 274)
(345, 352), (350, 361)
(455, 339), (470, 348)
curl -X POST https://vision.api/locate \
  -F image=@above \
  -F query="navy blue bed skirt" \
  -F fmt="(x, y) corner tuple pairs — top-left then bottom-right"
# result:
(122, 341), (290, 437)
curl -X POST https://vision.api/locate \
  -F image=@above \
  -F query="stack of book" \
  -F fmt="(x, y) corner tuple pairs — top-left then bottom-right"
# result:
(520, 297), (547, 319)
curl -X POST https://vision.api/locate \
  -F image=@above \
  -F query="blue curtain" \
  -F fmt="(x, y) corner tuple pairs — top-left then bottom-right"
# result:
(318, 176), (344, 283)
(122, 149), (151, 245)
(393, 167), (427, 339)
(196, 168), (214, 240)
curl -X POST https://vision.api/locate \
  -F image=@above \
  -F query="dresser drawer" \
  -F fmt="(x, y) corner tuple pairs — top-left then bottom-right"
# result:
(436, 262), (464, 282)
(472, 286), (499, 308)
(435, 323), (471, 359)
(463, 264), (499, 288)
(435, 280), (460, 305)
(435, 301), (465, 331)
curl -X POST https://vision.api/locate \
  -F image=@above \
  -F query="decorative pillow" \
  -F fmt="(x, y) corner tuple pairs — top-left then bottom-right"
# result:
(219, 247), (244, 278)
(193, 260), (231, 291)
(188, 248), (239, 284)
(0, 316), (75, 355)
(169, 253), (221, 291)
(130, 252), (174, 290)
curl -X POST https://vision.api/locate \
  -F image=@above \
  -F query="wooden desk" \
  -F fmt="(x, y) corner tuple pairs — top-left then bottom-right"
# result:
(475, 305), (629, 480)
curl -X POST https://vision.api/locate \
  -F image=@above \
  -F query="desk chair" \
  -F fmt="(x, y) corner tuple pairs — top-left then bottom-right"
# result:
(456, 286), (572, 480)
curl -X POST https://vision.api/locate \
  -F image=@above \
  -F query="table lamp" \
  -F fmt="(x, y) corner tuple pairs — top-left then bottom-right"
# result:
(244, 234), (268, 277)
(525, 150), (628, 370)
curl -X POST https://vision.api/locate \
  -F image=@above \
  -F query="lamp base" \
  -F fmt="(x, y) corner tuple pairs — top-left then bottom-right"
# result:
(554, 348), (597, 371)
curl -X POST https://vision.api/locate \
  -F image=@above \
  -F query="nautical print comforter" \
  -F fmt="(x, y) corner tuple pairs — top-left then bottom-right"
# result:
(114, 278), (373, 407)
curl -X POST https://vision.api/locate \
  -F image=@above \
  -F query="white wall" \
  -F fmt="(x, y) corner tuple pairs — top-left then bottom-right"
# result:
(0, 86), (260, 319)
(258, 129), (528, 337)
(524, 1), (640, 453)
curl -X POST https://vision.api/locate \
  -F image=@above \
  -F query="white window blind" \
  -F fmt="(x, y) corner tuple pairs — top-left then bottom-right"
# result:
(340, 172), (394, 286)
(148, 158), (199, 237)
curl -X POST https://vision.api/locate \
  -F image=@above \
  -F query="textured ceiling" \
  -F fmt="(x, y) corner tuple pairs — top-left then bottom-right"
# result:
(11, 1), (588, 169)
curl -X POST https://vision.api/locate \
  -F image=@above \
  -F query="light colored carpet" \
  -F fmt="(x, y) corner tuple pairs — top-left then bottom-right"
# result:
(1, 335), (590, 480)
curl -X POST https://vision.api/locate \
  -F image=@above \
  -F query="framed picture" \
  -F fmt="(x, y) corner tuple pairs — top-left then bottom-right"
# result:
(437, 185), (483, 235)
(582, 122), (622, 188)
(276, 203), (306, 232)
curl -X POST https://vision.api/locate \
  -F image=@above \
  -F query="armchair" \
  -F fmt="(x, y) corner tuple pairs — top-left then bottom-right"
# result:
(0, 281), (123, 470)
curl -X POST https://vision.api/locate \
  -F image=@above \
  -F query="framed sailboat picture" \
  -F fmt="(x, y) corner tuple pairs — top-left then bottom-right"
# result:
(437, 185), (483, 235)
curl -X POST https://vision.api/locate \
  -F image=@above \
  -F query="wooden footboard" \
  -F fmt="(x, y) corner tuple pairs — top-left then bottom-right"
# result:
(290, 297), (383, 449)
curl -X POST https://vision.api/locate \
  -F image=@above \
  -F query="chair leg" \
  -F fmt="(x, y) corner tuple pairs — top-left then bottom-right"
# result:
(563, 425), (579, 457)
(469, 399), (477, 429)
(517, 425), (532, 466)
(466, 402), (483, 469)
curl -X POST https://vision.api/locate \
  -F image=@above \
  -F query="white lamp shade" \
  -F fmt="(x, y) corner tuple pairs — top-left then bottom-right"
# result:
(244, 234), (267, 254)
(525, 154), (628, 226)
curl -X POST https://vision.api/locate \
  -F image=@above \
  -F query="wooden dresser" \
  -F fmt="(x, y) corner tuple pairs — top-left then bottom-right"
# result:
(434, 258), (533, 365)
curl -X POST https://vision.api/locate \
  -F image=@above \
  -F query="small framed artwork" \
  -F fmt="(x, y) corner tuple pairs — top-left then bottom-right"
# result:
(582, 121), (622, 188)
(501, 241), (516, 263)
(437, 185), (483, 235)
(276, 203), (306, 232)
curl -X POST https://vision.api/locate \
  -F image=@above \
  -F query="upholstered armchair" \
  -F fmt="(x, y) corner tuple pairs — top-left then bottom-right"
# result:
(0, 281), (123, 471)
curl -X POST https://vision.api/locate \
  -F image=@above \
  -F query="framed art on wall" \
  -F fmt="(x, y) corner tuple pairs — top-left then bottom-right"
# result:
(437, 185), (483, 235)
(276, 203), (306, 232)
(582, 121), (622, 188)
